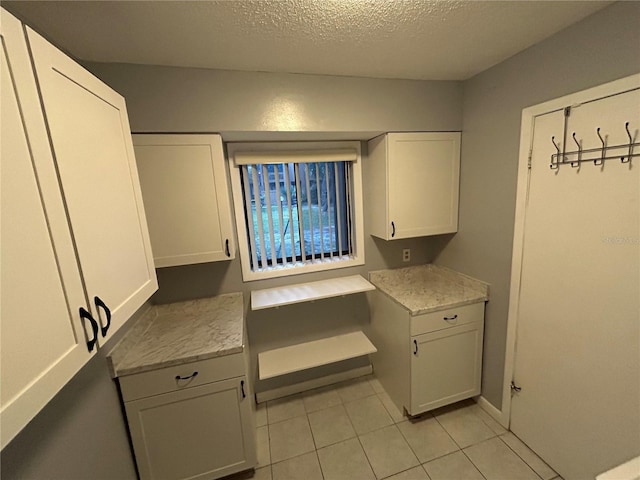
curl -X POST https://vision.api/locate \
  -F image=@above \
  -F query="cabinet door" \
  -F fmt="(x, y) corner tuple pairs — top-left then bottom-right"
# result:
(410, 321), (483, 415)
(133, 134), (235, 267)
(387, 133), (460, 238)
(0, 10), (94, 449)
(125, 378), (256, 480)
(26, 28), (157, 343)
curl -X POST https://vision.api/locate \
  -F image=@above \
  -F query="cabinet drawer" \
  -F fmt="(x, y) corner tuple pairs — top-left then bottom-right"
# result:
(411, 302), (484, 336)
(119, 353), (245, 402)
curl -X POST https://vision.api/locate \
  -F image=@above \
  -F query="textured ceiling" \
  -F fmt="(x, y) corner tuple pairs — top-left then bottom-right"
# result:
(4, 0), (611, 80)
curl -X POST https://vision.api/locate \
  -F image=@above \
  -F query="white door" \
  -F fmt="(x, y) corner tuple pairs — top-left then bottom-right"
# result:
(26, 28), (157, 343)
(511, 89), (640, 479)
(0, 10), (94, 448)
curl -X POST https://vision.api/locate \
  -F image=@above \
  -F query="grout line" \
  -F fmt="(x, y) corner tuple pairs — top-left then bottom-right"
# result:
(497, 434), (546, 480)
(459, 448), (489, 480)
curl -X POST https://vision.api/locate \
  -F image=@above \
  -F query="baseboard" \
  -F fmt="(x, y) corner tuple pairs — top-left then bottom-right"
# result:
(255, 365), (372, 403)
(476, 395), (509, 428)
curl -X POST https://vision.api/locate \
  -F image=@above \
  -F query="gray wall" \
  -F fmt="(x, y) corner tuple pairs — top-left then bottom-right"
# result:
(84, 63), (464, 395)
(83, 63), (462, 136)
(0, 306), (149, 480)
(435, 0), (640, 409)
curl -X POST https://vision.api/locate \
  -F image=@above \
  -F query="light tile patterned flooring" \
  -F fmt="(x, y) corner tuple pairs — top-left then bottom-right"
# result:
(245, 376), (561, 480)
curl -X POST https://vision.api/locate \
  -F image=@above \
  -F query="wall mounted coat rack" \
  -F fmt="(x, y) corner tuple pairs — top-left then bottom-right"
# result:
(550, 121), (639, 169)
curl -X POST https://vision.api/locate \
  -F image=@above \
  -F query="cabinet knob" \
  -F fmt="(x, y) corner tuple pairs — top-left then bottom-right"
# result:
(94, 296), (112, 337)
(79, 307), (99, 352)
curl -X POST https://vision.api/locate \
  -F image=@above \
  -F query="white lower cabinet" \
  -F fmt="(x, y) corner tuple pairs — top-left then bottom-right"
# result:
(120, 356), (256, 480)
(368, 290), (485, 417)
(410, 319), (484, 414)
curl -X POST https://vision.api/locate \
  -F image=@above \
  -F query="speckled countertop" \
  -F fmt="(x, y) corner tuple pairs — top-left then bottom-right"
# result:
(107, 293), (244, 377)
(369, 264), (489, 315)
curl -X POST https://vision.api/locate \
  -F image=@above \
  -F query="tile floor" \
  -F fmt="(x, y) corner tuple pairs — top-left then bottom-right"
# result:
(244, 376), (561, 480)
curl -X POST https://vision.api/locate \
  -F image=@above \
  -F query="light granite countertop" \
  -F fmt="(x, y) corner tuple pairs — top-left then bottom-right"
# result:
(107, 293), (244, 377)
(368, 264), (489, 315)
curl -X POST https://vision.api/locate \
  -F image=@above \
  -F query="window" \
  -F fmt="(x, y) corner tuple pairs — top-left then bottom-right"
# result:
(228, 142), (364, 281)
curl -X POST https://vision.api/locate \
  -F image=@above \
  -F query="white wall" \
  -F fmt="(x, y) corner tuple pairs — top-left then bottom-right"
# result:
(435, 0), (640, 409)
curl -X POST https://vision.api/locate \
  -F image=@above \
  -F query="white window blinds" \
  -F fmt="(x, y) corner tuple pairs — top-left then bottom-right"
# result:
(235, 150), (357, 273)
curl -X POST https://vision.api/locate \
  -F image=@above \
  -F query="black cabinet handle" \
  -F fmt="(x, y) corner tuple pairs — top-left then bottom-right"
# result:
(79, 307), (99, 352)
(225, 239), (231, 257)
(175, 372), (199, 381)
(443, 314), (458, 323)
(94, 296), (111, 337)
(413, 339), (418, 355)
(241, 380), (246, 398)
(391, 222), (396, 238)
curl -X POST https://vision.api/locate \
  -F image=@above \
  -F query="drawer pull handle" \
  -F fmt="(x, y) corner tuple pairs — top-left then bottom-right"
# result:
(79, 307), (99, 352)
(225, 239), (231, 257)
(443, 314), (458, 323)
(175, 372), (199, 381)
(94, 296), (112, 337)
(241, 380), (246, 398)
(391, 221), (396, 238)
(413, 339), (418, 355)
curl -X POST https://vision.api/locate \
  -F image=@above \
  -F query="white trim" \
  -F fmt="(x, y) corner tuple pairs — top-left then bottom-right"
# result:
(255, 365), (372, 403)
(502, 73), (640, 427)
(227, 141), (365, 282)
(234, 149), (358, 165)
(476, 395), (508, 428)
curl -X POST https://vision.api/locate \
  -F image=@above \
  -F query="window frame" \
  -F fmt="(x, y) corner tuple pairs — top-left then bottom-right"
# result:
(227, 141), (365, 281)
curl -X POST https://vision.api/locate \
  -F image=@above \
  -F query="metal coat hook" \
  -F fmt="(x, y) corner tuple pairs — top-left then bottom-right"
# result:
(622, 122), (633, 163)
(571, 133), (581, 167)
(550, 136), (560, 169)
(549, 121), (638, 169)
(595, 127), (606, 165)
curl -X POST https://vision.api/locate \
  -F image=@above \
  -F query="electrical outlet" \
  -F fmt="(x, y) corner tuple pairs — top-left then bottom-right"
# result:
(402, 248), (411, 262)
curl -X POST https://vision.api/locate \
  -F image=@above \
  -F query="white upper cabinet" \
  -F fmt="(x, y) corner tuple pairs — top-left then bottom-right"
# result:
(27, 27), (157, 339)
(133, 134), (235, 267)
(0, 9), (157, 448)
(1, 10), (95, 449)
(367, 132), (461, 240)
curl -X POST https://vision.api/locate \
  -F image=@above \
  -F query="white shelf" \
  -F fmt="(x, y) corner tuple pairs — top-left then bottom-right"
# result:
(250, 274), (375, 311)
(258, 331), (377, 380)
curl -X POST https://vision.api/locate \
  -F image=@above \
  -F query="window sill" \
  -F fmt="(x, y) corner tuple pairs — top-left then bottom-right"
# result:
(250, 274), (375, 310)
(242, 255), (364, 282)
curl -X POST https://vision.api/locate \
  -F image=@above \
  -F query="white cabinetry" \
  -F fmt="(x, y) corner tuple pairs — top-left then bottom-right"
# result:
(368, 290), (484, 416)
(27, 26), (157, 334)
(120, 355), (256, 480)
(410, 303), (484, 413)
(367, 132), (461, 240)
(132, 134), (235, 267)
(0, 9), (157, 449)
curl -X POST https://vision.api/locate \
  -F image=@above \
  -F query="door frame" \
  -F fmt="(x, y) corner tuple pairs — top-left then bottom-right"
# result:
(500, 73), (640, 428)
